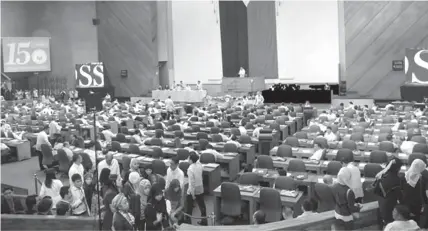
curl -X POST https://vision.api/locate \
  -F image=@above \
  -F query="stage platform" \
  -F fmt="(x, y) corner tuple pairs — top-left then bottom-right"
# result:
(400, 83), (428, 102)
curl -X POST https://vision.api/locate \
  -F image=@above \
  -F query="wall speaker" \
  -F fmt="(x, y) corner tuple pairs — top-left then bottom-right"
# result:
(92, 18), (100, 26)
(339, 81), (347, 96)
(121, 70), (128, 78)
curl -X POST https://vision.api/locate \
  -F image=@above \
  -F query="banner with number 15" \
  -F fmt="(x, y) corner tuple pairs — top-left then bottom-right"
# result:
(2, 37), (51, 73)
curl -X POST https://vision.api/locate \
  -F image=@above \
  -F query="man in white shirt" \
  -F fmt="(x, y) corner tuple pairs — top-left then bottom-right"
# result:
(238, 124), (247, 136)
(238, 67), (246, 78)
(98, 153), (122, 186)
(255, 92), (264, 106)
(62, 142), (74, 160)
(165, 157), (185, 190)
(296, 200), (316, 219)
(201, 144), (224, 161)
(69, 173), (89, 216)
(101, 125), (116, 143)
(309, 143), (325, 161)
(226, 135), (242, 148)
(165, 96), (175, 120)
(324, 127), (338, 142)
(196, 80), (203, 90)
(49, 120), (62, 139)
(36, 126), (51, 170)
(185, 153), (207, 225)
(400, 140), (418, 155)
(68, 154), (84, 186)
(252, 124), (263, 139)
(208, 116), (220, 127)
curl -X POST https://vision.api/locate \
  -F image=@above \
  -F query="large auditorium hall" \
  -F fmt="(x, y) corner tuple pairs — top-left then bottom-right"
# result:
(1, 1), (428, 231)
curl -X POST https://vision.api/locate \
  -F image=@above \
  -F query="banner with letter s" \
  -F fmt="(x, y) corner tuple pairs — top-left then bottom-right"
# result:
(75, 62), (105, 88)
(405, 48), (428, 84)
(2, 37), (51, 73)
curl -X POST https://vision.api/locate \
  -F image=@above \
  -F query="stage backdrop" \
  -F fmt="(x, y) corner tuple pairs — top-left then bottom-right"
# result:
(171, 1), (223, 84)
(275, 0), (339, 84)
(405, 48), (428, 84)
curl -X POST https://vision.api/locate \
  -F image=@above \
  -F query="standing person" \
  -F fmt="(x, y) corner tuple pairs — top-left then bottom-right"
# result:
(165, 157), (185, 190)
(184, 152), (207, 226)
(196, 81), (203, 90)
(331, 168), (361, 230)
(341, 156), (364, 203)
(254, 92), (264, 106)
(98, 153), (122, 186)
(70, 174), (90, 216)
(374, 158), (403, 227)
(68, 154), (84, 187)
(102, 176), (119, 231)
(111, 193), (135, 231)
(165, 96), (175, 120)
(36, 125), (51, 170)
(238, 67), (246, 78)
(400, 159), (428, 227)
(123, 172), (141, 200)
(145, 184), (169, 230)
(39, 168), (63, 209)
(136, 179), (151, 230)
(165, 179), (185, 225)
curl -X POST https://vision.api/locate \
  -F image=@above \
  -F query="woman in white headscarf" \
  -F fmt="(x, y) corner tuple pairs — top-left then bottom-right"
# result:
(400, 159), (428, 226)
(331, 167), (361, 230)
(123, 171), (141, 200)
(111, 193), (135, 231)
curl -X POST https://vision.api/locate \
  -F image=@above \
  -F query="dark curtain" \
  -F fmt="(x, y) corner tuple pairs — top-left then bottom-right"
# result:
(219, 1), (248, 77)
(247, 1), (278, 78)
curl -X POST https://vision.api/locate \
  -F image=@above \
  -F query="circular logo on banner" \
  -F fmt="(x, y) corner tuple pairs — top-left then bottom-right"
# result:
(31, 49), (48, 64)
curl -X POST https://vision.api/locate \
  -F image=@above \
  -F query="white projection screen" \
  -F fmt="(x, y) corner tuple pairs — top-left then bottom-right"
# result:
(171, 1), (223, 84)
(2, 37), (51, 73)
(276, 1), (339, 84)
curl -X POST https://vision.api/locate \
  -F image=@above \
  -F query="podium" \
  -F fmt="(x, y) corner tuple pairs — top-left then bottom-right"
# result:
(221, 77), (265, 94)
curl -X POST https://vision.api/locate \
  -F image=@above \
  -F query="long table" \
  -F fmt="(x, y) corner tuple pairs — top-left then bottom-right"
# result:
(152, 90), (207, 103)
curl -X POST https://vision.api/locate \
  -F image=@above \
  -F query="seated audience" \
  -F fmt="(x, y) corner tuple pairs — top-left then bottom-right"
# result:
(37, 196), (53, 215)
(296, 199), (316, 219)
(282, 206), (294, 220)
(324, 126), (338, 142)
(200, 144), (224, 161)
(25, 195), (38, 215)
(323, 175), (334, 185)
(384, 205), (420, 231)
(253, 210), (266, 225)
(1, 187), (24, 214)
(309, 143), (325, 161)
(226, 135), (241, 148)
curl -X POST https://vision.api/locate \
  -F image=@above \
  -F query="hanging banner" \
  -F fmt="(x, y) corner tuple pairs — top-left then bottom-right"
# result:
(2, 37), (51, 73)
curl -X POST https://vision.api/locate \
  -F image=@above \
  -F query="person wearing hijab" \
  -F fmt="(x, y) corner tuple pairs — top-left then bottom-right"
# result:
(102, 176), (119, 231)
(165, 179), (185, 225)
(123, 172), (141, 200)
(374, 158), (404, 227)
(111, 193), (135, 231)
(129, 158), (142, 175)
(331, 168), (361, 230)
(99, 168), (111, 197)
(135, 179), (151, 230)
(400, 159), (428, 225)
(145, 184), (169, 231)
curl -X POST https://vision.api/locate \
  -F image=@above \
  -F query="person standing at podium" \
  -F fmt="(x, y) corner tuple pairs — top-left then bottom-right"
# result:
(165, 96), (175, 120)
(238, 67), (246, 78)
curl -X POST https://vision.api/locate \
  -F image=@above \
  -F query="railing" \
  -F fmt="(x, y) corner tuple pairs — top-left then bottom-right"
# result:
(33, 173), (43, 195)
(181, 211), (216, 226)
(1, 72), (12, 81)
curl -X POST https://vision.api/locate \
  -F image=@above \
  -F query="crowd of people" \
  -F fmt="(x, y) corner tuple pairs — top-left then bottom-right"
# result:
(1, 91), (428, 231)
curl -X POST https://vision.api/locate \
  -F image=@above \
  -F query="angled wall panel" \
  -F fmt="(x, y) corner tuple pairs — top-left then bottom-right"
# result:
(345, 1), (428, 99)
(97, 1), (158, 97)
